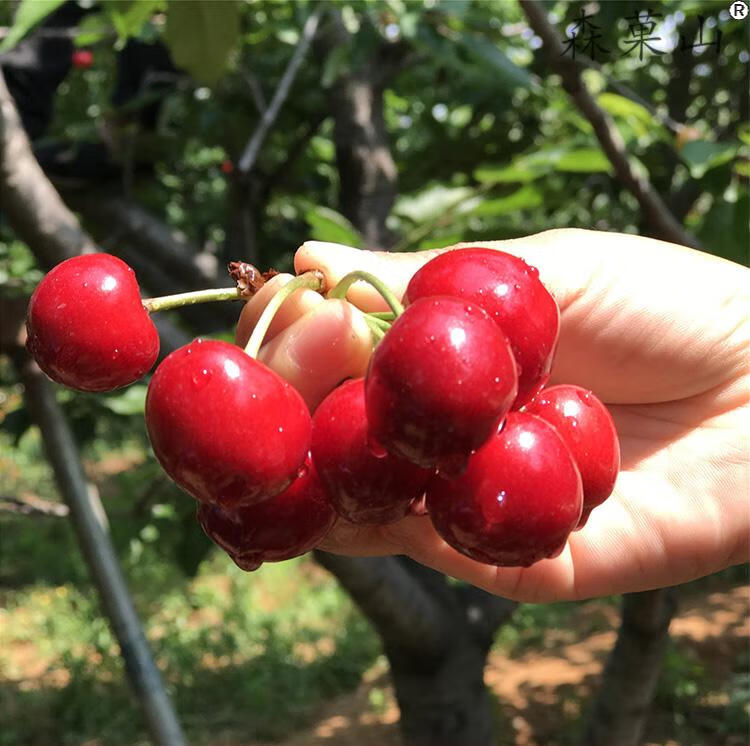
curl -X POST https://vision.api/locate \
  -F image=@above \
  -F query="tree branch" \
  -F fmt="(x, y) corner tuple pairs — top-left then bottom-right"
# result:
(237, 8), (323, 175)
(519, 0), (701, 250)
(314, 551), (447, 659)
(0, 493), (69, 517)
(11, 348), (186, 746)
(0, 68), (96, 266)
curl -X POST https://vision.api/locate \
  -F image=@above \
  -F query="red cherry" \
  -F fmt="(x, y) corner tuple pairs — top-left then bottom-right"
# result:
(197, 459), (336, 571)
(72, 50), (93, 69)
(406, 248), (560, 407)
(524, 384), (620, 513)
(311, 379), (432, 524)
(26, 253), (159, 392)
(426, 412), (583, 567)
(365, 296), (518, 474)
(145, 339), (311, 508)
(220, 159), (234, 174)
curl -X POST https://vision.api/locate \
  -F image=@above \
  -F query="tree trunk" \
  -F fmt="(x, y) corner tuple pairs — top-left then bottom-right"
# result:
(316, 553), (513, 746)
(582, 588), (677, 746)
(389, 635), (496, 746)
(329, 53), (399, 249)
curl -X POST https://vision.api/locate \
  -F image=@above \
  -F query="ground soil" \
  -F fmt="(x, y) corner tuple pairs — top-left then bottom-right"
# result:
(262, 581), (749, 746)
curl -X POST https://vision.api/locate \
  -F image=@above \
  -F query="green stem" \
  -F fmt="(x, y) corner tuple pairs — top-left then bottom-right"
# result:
(364, 314), (392, 332)
(244, 271), (324, 358)
(328, 271), (404, 317)
(364, 317), (386, 344)
(143, 287), (241, 313)
(368, 311), (396, 321)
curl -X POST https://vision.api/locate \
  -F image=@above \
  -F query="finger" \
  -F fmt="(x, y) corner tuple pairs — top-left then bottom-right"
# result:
(258, 298), (373, 411)
(294, 241), (445, 312)
(235, 273), (325, 348)
(293, 234), (589, 314)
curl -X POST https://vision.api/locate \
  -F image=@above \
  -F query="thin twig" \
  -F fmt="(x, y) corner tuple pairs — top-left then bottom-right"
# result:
(240, 68), (268, 114)
(519, 0), (701, 250)
(0, 494), (69, 517)
(237, 8), (324, 174)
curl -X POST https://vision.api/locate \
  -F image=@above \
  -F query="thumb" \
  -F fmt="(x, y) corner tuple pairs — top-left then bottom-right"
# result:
(294, 241), (444, 312)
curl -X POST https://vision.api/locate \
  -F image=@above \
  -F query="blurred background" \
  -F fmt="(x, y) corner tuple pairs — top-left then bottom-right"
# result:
(0, 1), (747, 745)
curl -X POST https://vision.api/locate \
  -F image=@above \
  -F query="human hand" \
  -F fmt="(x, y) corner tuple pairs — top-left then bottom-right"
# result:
(236, 229), (750, 602)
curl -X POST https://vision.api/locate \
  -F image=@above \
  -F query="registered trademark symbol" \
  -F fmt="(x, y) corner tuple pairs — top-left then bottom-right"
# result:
(729, 1), (749, 20)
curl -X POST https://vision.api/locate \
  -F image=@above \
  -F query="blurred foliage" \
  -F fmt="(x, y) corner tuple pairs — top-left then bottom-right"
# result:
(0, 553), (382, 745)
(0, 0), (748, 743)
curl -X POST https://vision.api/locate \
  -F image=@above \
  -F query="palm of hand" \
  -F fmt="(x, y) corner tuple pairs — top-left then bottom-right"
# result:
(289, 229), (749, 601)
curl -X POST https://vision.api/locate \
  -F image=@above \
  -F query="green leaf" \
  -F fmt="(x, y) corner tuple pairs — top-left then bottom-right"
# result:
(455, 32), (532, 90)
(305, 207), (364, 248)
(394, 185), (475, 223)
(556, 148), (613, 173)
(0, 0), (67, 52)
(474, 163), (547, 184)
(100, 386), (147, 416)
(474, 148), (570, 184)
(470, 186), (543, 216)
(163, 0), (239, 85)
(105, 0), (164, 45)
(74, 15), (113, 47)
(681, 140), (738, 179)
(697, 192), (749, 265)
(597, 92), (656, 138)
(321, 44), (350, 89)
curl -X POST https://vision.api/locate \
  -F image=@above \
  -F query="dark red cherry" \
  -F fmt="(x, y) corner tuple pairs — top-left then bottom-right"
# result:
(311, 379), (432, 524)
(406, 248), (560, 407)
(197, 459), (336, 571)
(26, 253), (159, 392)
(524, 384), (620, 514)
(365, 296), (518, 474)
(426, 412), (583, 567)
(71, 49), (93, 69)
(145, 339), (311, 508)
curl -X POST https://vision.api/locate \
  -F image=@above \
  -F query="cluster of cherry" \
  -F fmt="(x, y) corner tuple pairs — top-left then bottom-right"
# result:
(25, 248), (619, 571)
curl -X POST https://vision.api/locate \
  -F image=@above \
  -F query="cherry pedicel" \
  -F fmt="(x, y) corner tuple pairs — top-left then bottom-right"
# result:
(145, 339), (311, 508)
(426, 412), (583, 567)
(311, 378), (432, 524)
(406, 248), (560, 408)
(26, 253), (159, 392)
(197, 459), (336, 571)
(524, 384), (620, 515)
(365, 295), (518, 474)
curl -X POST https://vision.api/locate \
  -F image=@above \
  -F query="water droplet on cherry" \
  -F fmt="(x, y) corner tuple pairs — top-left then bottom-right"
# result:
(191, 368), (212, 389)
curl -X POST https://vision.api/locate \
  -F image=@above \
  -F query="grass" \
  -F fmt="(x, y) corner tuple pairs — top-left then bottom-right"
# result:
(0, 556), (382, 746)
(0, 422), (382, 745)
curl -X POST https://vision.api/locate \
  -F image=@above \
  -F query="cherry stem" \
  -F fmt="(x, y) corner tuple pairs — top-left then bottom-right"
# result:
(365, 318), (387, 344)
(328, 271), (404, 317)
(244, 271), (325, 358)
(368, 311), (396, 321)
(364, 314), (391, 332)
(143, 287), (241, 313)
